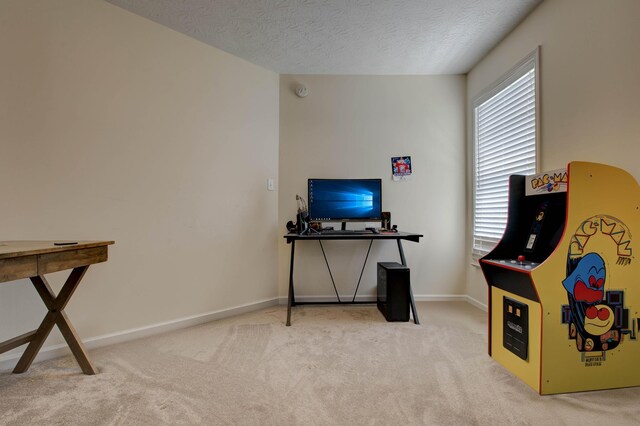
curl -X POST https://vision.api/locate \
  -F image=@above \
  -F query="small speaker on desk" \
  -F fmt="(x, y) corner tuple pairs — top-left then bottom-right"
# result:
(381, 211), (391, 230)
(377, 262), (410, 322)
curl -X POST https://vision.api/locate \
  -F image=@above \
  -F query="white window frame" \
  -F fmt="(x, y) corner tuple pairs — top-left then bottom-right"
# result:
(471, 47), (540, 260)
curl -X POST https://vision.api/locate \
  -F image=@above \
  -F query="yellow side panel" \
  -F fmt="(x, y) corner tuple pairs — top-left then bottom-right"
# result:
(491, 287), (541, 393)
(532, 162), (640, 394)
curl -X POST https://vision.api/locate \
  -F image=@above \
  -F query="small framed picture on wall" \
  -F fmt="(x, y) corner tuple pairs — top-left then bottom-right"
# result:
(391, 156), (412, 181)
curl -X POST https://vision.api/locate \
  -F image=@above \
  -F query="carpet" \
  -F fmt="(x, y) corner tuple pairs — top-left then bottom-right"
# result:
(1, 302), (639, 425)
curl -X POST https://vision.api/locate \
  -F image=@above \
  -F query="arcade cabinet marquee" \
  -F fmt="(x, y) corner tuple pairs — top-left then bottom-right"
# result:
(480, 162), (640, 395)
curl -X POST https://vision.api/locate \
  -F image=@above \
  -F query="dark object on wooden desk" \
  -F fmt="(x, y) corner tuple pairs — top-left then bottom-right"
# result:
(0, 240), (114, 375)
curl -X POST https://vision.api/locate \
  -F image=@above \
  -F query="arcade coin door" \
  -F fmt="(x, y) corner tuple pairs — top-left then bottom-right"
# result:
(480, 162), (640, 394)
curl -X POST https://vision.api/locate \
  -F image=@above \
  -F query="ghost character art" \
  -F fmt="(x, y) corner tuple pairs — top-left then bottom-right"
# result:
(561, 252), (628, 352)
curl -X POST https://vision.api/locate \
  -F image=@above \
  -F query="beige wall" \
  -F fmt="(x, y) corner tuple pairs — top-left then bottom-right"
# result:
(279, 75), (466, 302)
(5, 0), (636, 366)
(465, 0), (640, 305)
(0, 0), (279, 362)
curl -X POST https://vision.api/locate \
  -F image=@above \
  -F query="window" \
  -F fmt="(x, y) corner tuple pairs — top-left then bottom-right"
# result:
(472, 49), (539, 258)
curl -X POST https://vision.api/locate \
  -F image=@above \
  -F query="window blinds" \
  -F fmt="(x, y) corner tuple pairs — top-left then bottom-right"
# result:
(473, 58), (537, 257)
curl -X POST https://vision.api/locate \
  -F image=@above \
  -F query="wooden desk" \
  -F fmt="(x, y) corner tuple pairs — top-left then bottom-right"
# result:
(0, 240), (114, 375)
(283, 232), (422, 326)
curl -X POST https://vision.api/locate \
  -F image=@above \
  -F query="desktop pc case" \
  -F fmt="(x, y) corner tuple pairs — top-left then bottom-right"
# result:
(377, 262), (410, 322)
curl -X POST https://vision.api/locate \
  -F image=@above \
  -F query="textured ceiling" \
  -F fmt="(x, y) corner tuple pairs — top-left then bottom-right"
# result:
(105, 0), (541, 75)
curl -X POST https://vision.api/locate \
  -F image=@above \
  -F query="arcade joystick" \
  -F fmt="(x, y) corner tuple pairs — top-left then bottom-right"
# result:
(517, 255), (525, 263)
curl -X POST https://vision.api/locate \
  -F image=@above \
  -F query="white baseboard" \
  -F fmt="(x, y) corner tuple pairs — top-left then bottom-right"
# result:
(2, 295), (488, 372)
(278, 294), (378, 303)
(278, 294), (489, 311)
(414, 294), (468, 302)
(464, 295), (488, 311)
(0, 297), (279, 372)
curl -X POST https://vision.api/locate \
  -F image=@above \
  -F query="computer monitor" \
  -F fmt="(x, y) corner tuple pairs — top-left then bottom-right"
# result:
(308, 178), (382, 222)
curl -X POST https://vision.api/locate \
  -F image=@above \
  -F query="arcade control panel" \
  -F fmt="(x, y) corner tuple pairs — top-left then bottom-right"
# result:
(482, 255), (540, 272)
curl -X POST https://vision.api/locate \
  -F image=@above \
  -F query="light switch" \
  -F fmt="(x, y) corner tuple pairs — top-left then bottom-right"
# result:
(267, 178), (275, 191)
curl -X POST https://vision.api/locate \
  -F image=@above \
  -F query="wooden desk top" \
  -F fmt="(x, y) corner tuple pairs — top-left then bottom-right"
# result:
(0, 240), (115, 374)
(0, 241), (115, 260)
(0, 241), (115, 283)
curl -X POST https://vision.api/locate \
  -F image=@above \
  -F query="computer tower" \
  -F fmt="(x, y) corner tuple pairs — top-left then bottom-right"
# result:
(377, 262), (410, 322)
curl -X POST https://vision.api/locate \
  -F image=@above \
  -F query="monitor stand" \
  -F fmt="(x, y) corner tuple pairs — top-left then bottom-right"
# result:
(341, 222), (347, 231)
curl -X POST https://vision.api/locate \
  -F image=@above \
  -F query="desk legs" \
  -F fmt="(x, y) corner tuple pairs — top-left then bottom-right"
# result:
(286, 238), (420, 326)
(286, 241), (295, 326)
(13, 266), (97, 375)
(397, 240), (420, 325)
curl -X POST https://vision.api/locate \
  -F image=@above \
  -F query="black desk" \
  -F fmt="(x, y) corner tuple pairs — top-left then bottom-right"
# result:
(283, 231), (422, 326)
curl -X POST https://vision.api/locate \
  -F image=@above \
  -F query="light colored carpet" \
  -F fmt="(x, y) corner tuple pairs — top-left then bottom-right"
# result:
(1, 302), (639, 425)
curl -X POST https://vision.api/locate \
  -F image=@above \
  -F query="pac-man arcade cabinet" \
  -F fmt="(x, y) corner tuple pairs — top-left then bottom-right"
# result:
(480, 162), (640, 394)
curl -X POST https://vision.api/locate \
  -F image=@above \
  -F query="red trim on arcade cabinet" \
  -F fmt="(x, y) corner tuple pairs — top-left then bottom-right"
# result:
(526, 271), (544, 395)
(538, 300), (545, 395)
(484, 261), (544, 394)
(479, 259), (540, 359)
(480, 260), (535, 274)
(478, 259), (493, 356)
(479, 174), (519, 358)
(537, 162), (572, 395)
(487, 283), (492, 356)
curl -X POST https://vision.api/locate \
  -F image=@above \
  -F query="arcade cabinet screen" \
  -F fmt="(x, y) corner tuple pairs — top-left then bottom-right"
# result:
(522, 194), (566, 262)
(308, 179), (382, 222)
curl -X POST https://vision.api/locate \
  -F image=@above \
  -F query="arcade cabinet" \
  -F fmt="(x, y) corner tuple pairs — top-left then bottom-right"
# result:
(480, 162), (640, 394)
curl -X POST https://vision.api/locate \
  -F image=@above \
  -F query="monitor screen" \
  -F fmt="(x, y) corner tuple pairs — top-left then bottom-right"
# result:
(308, 179), (382, 222)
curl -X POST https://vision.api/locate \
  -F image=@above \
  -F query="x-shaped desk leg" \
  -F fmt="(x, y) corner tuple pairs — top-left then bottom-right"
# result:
(13, 265), (97, 375)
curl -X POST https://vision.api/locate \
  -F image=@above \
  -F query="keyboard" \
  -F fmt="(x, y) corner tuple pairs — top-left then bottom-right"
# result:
(319, 229), (374, 235)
